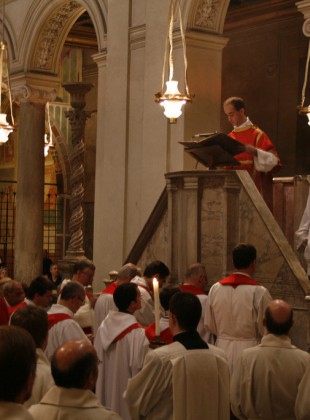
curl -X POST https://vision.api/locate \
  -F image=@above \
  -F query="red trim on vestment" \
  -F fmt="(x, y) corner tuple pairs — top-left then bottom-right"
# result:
(112, 323), (141, 343)
(48, 313), (72, 329)
(102, 282), (118, 294)
(219, 274), (258, 288)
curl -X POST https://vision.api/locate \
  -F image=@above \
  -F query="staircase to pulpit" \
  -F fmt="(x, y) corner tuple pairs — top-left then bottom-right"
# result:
(126, 170), (310, 350)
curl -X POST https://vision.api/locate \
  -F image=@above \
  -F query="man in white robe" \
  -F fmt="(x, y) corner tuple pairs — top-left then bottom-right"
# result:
(131, 260), (170, 326)
(10, 305), (54, 408)
(29, 340), (120, 420)
(126, 292), (230, 420)
(46, 282), (90, 360)
(95, 282), (149, 420)
(94, 263), (141, 333)
(231, 300), (310, 419)
(295, 364), (310, 419)
(0, 326), (36, 420)
(205, 243), (272, 373)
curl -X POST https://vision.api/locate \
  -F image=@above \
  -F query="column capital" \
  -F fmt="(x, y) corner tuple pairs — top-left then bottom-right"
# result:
(297, 1), (310, 24)
(10, 72), (60, 104)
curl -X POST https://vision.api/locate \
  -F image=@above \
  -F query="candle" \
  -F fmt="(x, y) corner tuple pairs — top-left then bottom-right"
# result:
(153, 277), (160, 337)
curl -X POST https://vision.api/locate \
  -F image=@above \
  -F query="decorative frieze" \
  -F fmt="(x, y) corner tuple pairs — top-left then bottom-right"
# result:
(194, 0), (219, 31)
(33, 1), (81, 71)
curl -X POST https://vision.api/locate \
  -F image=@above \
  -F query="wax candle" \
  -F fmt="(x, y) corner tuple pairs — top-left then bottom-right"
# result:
(153, 277), (160, 337)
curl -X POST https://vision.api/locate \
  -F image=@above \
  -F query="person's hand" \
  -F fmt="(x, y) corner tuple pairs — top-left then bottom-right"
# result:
(244, 144), (258, 156)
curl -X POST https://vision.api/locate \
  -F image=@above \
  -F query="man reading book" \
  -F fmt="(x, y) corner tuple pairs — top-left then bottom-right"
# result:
(223, 96), (281, 209)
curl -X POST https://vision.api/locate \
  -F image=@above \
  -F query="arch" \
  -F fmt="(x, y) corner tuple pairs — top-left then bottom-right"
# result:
(13, 0), (107, 74)
(182, 0), (230, 35)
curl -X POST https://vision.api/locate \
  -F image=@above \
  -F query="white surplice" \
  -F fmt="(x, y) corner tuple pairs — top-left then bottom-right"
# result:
(45, 304), (90, 360)
(205, 280), (272, 374)
(95, 310), (149, 420)
(93, 293), (116, 334)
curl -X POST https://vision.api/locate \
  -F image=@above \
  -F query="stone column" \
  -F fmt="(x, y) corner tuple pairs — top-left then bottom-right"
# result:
(58, 82), (92, 279)
(14, 85), (55, 285)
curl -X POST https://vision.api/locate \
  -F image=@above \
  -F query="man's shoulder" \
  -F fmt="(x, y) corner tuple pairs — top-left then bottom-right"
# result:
(149, 341), (185, 360)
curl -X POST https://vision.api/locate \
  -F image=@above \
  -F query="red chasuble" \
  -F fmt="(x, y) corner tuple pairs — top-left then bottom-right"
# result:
(226, 125), (281, 209)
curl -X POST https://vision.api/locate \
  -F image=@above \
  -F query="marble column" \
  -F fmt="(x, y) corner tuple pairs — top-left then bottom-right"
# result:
(14, 95), (46, 284)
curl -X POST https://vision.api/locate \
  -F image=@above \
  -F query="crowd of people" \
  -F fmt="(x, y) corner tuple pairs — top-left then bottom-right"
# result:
(0, 95), (287, 418)
(0, 243), (309, 419)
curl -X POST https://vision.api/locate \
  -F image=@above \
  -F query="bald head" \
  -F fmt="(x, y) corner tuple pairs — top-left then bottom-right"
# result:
(264, 299), (293, 335)
(184, 263), (208, 292)
(51, 340), (98, 390)
(116, 263), (142, 282)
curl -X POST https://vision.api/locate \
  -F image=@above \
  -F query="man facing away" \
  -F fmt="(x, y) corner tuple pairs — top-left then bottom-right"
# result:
(10, 305), (54, 408)
(29, 340), (121, 420)
(180, 263), (209, 342)
(131, 260), (170, 327)
(94, 263), (141, 333)
(223, 96), (280, 209)
(126, 292), (230, 420)
(95, 282), (149, 420)
(205, 243), (272, 374)
(46, 282), (90, 360)
(0, 325), (36, 419)
(231, 300), (310, 419)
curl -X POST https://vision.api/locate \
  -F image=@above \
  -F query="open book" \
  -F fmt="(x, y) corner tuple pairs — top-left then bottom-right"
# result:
(179, 132), (246, 169)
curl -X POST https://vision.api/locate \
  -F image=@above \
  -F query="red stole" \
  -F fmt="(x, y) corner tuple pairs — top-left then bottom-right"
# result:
(145, 322), (173, 344)
(180, 284), (205, 296)
(102, 282), (118, 294)
(48, 313), (72, 329)
(112, 323), (141, 343)
(220, 273), (258, 289)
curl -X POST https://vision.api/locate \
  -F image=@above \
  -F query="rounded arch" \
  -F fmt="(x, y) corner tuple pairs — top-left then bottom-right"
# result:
(14, 0), (107, 74)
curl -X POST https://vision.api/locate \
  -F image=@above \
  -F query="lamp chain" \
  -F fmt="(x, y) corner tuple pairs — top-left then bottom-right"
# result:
(301, 39), (310, 108)
(161, 0), (189, 96)
(178, 3), (189, 96)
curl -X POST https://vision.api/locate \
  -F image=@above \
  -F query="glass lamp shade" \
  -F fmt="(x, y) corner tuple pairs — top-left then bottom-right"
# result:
(0, 113), (13, 143)
(307, 112), (310, 126)
(156, 80), (191, 123)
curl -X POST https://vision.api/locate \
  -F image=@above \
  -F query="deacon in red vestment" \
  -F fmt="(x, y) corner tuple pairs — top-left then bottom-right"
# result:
(223, 96), (281, 209)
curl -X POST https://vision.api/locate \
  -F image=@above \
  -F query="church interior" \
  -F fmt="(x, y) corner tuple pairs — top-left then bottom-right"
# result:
(0, 0), (310, 345)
